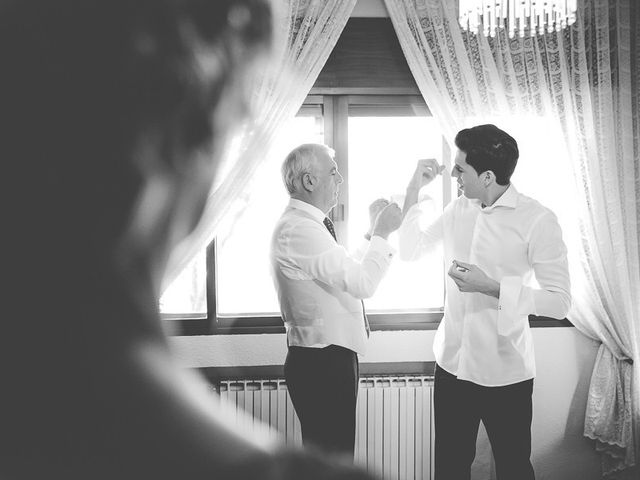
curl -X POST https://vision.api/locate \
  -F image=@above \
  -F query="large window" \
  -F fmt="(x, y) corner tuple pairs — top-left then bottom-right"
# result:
(216, 95), (449, 321)
(217, 106), (325, 316)
(161, 101), (579, 334)
(161, 94), (451, 333)
(345, 97), (449, 312)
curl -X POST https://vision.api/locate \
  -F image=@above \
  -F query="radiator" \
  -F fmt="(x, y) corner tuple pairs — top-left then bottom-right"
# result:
(218, 376), (434, 480)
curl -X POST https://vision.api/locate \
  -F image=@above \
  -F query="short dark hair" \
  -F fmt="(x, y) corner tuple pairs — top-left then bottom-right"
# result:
(454, 124), (519, 185)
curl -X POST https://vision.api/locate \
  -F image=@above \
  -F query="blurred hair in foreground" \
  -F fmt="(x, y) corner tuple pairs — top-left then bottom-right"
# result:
(0, 1), (372, 478)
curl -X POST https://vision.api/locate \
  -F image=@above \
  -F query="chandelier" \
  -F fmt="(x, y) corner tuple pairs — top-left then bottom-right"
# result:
(458, 0), (577, 38)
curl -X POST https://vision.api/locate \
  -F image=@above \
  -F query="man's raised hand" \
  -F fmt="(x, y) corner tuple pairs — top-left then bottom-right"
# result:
(408, 158), (445, 192)
(372, 202), (402, 240)
(368, 198), (390, 233)
(402, 159), (445, 218)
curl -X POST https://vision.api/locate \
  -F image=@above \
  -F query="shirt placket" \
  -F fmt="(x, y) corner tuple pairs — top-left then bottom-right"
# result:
(458, 209), (484, 376)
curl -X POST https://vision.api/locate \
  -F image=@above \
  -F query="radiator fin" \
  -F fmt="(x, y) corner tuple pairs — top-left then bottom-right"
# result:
(218, 375), (433, 480)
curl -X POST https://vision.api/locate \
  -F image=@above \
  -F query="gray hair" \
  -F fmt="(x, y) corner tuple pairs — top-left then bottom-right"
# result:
(281, 143), (335, 195)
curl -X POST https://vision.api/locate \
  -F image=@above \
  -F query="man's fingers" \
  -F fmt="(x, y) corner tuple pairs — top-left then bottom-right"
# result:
(418, 158), (442, 169)
(447, 264), (464, 280)
(381, 202), (400, 214)
(369, 198), (390, 218)
(371, 198), (389, 207)
(447, 272), (464, 291)
(417, 159), (444, 180)
(454, 260), (472, 271)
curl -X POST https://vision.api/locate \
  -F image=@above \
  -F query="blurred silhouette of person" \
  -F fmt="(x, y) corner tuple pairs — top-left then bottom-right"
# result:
(1, 1), (374, 479)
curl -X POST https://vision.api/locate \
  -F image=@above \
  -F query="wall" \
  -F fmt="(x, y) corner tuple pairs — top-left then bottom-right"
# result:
(171, 327), (601, 480)
(351, 0), (387, 17)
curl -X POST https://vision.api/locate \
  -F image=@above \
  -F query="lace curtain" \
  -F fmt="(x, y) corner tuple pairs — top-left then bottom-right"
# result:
(384, 0), (639, 477)
(162, 0), (358, 289)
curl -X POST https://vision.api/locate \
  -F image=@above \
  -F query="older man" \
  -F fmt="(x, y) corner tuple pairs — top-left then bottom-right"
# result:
(270, 143), (402, 459)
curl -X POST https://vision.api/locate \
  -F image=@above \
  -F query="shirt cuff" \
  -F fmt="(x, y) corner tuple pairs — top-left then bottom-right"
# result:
(369, 235), (396, 262)
(497, 276), (534, 336)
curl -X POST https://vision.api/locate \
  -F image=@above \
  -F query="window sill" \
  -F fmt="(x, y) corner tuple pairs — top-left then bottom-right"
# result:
(165, 311), (573, 336)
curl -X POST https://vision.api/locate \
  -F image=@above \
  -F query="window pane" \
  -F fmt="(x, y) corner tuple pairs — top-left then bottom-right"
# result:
(159, 251), (206, 315)
(347, 116), (445, 311)
(216, 114), (324, 316)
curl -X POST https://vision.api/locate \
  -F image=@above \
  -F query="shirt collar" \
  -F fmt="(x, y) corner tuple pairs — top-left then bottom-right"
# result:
(288, 198), (327, 223)
(474, 184), (519, 212)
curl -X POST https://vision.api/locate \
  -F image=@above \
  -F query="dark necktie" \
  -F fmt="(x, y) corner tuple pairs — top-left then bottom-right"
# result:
(323, 217), (371, 338)
(323, 216), (337, 241)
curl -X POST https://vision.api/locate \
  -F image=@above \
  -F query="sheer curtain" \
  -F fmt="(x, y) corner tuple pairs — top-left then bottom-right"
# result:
(163, 0), (357, 289)
(384, 0), (639, 476)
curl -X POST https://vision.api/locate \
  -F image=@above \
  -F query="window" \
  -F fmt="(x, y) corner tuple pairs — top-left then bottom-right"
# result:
(216, 94), (449, 327)
(160, 251), (206, 316)
(161, 94), (452, 334)
(161, 102), (578, 334)
(345, 96), (450, 313)
(216, 104), (325, 317)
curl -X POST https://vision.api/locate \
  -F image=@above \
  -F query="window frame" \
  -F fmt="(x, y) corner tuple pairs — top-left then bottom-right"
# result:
(166, 92), (573, 335)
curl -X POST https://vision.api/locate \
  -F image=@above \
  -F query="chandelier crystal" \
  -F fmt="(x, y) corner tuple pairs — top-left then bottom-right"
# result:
(458, 0), (577, 38)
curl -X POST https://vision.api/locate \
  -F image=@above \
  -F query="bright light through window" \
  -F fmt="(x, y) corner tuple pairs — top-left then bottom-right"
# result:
(216, 114), (324, 316)
(498, 115), (582, 292)
(160, 107), (581, 323)
(348, 115), (448, 311)
(160, 251), (206, 315)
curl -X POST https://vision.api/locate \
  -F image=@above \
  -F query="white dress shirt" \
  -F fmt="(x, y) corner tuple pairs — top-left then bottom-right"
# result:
(399, 185), (571, 386)
(270, 199), (395, 355)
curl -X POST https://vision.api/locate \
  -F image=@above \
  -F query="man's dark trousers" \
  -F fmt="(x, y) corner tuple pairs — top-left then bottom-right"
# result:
(434, 363), (535, 480)
(284, 344), (359, 458)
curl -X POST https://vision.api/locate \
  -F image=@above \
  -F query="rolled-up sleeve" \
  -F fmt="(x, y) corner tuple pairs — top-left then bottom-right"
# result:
(497, 211), (571, 333)
(288, 221), (395, 299)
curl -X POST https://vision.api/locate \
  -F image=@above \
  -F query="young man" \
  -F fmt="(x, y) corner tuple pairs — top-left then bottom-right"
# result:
(399, 124), (571, 480)
(271, 143), (402, 459)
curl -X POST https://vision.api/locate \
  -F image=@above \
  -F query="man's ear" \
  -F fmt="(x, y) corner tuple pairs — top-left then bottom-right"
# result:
(482, 170), (495, 187)
(301, 172), (315, 192)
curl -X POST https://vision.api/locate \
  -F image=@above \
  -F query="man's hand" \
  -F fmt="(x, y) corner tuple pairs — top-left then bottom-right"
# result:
(372, 202), (402, 240)
(403, 159), (445, 218)
(447, 260), (500, 298)
(367, 198), (390, 237)
(407, 159), (445, 192)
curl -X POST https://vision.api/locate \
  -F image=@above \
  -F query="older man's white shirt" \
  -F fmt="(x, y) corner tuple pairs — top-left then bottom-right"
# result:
(271, 199), (395, 355)
(399, 185), (571, 386)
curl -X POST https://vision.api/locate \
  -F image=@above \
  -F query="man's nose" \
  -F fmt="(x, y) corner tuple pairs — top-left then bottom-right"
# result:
(337, 172), (344, 184)
(451, 167), (458, 178)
